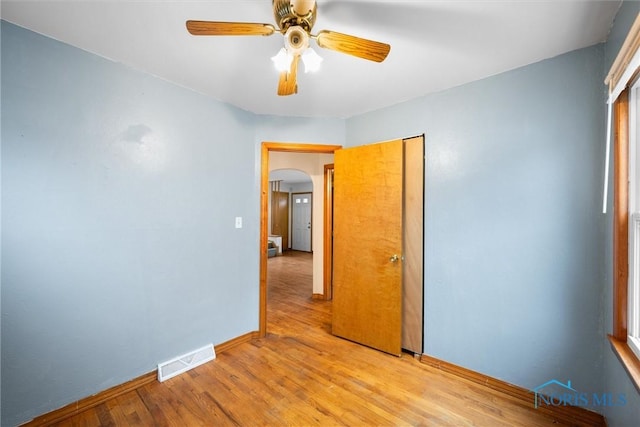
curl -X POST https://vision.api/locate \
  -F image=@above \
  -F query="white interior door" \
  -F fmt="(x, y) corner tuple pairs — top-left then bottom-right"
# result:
(292, 192), (312, 252)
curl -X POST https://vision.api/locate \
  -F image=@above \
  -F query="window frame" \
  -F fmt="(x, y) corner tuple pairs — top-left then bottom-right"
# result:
(627, 78), (640, 361)
(611, 84), (640, 392)
(608, 11), (640, 393)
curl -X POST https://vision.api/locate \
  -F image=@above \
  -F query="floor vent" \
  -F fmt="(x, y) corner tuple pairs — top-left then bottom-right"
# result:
(157, 344), (215, 382)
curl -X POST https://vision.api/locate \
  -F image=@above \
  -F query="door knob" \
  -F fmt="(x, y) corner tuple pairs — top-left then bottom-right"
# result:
(389, 254), (400, 263)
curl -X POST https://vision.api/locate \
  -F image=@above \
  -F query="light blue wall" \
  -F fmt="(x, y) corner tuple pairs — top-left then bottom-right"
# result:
(602, 2), (640, 426)
(255, 115), (345, 146)
(347, 45), (607, 396)
(1, 21), (260, 426)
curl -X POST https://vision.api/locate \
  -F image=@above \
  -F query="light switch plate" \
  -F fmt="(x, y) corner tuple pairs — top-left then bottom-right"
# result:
(235, 217), (242, 229)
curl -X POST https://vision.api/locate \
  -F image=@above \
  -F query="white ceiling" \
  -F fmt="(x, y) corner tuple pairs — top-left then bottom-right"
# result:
(1, 0), (622, 118)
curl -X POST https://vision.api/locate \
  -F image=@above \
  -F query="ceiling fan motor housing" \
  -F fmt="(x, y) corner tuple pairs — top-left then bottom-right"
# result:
(273, 0), (316, 32)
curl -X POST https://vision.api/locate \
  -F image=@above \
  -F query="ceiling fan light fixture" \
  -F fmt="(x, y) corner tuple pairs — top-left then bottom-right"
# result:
(301, 48), (323, 73)
(186, 0), (391, 95)
(284, 26), (309, 55)
(271, 47), (293, 72)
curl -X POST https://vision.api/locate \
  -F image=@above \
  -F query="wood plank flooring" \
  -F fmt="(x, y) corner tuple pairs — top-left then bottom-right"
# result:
(48, 251), (594, 426)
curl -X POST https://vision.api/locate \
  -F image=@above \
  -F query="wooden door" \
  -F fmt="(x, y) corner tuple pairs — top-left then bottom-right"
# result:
(271, 191), (289, 251)
(332, 139), (404, 356)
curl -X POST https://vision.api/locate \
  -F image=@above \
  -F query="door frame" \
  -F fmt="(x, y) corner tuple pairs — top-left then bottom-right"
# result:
(323, 164), (334, 300)
(259, 142), (342, 337)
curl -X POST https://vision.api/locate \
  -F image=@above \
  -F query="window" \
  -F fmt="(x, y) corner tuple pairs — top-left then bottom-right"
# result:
(607, 12), (640, 389)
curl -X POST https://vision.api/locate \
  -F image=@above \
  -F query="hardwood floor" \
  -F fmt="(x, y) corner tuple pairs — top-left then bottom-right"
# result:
(47, 251), (597, 426)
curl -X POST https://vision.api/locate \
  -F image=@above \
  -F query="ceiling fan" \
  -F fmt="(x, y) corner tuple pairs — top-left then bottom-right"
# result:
(186, 0), (391, 96)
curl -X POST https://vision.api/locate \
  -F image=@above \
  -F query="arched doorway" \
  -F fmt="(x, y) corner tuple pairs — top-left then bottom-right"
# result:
(268, 169), (312, 253)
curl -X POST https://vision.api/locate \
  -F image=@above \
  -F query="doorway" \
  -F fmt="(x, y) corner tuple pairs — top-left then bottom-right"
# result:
(260, 138), (424, 353)
(269, 169), (312, 253)
(259, 143), (342, 336)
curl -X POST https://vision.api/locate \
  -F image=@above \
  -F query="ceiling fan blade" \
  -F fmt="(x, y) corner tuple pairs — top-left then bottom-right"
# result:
(186, 21), (276, 36)
(278, 55), (300, 96)
(315, 30), (390, 62)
